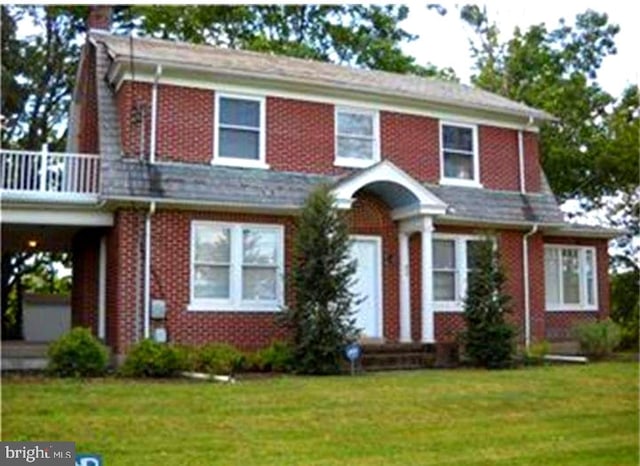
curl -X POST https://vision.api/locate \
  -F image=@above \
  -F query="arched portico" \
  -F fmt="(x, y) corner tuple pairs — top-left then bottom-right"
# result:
(331, 161), (447, 343)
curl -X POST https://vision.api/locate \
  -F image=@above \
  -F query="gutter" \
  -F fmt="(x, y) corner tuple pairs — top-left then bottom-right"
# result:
(150, 64), (163, 164)
(523, 223), (539, 349)
(143, 201), (156, 339)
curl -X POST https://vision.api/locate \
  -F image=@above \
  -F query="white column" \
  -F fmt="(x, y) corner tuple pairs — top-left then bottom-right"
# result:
(399, 232), (411, 342)
(421, 216), (435, 343)
(98, 235), (107, 340)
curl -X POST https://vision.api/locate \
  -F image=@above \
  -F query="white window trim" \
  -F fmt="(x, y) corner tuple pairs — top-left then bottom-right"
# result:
(213, 92), (269, 169)
(432, 234), (488, 312)
(334, 106), (381, 168)
(439, 120), (482, 187)
(189, 221), (284, 312)
(544, 244), (598, 312)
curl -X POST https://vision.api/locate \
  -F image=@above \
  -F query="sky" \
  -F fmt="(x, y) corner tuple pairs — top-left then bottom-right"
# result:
(400, 0), (638, 97)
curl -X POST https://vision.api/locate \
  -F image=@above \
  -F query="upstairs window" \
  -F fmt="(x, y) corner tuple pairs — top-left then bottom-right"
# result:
(440, 122), (480, 186)
(544, 245), (597, 311)
(335, 107), (380, 167)
(214, 94), (267, 168)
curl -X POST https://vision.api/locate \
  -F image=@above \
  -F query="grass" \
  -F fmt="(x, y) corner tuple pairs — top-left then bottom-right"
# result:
(2, 362), (638, 465)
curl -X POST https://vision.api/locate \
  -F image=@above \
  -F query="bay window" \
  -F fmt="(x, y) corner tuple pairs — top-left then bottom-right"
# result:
(544, 245), (597, 311)
(190, 221), (284, 311)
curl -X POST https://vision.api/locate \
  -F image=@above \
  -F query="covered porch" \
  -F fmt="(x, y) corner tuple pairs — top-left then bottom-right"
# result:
(332, 160), (448, 345)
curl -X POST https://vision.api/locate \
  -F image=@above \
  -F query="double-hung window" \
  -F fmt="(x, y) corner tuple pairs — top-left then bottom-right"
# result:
(544, 245), (597, 311)
(432, 235), (485, 310)
(191, 222), (284, 311)
(214, 94), (267, 168)
(440, 122), (480, 186)
(335, 107), (380, 167)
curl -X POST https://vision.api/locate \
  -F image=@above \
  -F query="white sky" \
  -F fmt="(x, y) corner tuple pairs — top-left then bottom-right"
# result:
(400, 0), (639, 97)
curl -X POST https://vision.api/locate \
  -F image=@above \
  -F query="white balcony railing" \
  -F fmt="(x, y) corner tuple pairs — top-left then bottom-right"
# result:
(0, 146), (100, 201)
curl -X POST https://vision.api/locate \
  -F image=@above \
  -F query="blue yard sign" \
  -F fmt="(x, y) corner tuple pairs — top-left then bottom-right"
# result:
(345, 343), (362, 375)
(76, 454), (102, 466)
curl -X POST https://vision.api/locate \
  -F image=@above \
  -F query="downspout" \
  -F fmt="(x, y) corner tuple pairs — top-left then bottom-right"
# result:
(523, 223), (538, 349)
(150, 64), (162, 164)
(143, 201), (156, 339)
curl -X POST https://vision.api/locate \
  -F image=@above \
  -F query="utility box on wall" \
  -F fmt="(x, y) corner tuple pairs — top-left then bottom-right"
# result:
(151, 299), (166, 319)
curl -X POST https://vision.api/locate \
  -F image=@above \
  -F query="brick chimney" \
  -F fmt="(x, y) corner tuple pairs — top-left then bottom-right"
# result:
(87, 5), (112, 32)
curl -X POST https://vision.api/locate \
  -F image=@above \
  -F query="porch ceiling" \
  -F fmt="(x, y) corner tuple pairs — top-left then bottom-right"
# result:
(1, 224), (82, 253)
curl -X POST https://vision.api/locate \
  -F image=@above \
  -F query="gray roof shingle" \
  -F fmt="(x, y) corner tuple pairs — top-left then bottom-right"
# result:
(91, 32), (552, 122)
(425, 183), (565, 226)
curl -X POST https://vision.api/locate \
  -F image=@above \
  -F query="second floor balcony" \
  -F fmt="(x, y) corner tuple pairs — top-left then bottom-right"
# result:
(0, 147), (100, 204)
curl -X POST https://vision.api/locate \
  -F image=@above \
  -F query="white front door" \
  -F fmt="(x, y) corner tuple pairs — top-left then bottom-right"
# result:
(349, 236), (382, 338)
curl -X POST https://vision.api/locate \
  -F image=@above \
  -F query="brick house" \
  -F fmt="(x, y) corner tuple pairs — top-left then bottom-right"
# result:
(1, 8), (617, 362)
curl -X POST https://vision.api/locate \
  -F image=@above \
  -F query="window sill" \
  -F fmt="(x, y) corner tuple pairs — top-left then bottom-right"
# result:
(334, 157), (379, 169)
(187, 302), (282, 313)
(212, 158), (270, 170)
(545, 306), (599, 312)
(434, 302), (464, 312)
(439, 178), (483, 188)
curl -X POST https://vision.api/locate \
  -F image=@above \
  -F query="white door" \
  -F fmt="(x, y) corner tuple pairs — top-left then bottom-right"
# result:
(349, 236), (382, 338)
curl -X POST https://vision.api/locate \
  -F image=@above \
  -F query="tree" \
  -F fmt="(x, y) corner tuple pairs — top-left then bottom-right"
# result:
(461, 239), (515, 368)
(118, 5), (456, 80)
(460, 6), (638, 268)
(610, 269), (639, 349)
(283, 185), (358, 374)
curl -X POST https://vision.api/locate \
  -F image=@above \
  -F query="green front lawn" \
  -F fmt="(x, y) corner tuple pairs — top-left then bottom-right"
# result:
(2, 362), (638, 465)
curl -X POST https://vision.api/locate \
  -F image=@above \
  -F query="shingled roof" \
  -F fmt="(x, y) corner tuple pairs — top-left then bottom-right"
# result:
(92, 32), (552, 122)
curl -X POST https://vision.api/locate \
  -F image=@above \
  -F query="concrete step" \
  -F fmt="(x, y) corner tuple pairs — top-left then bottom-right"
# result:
(1, 357), (48, 371)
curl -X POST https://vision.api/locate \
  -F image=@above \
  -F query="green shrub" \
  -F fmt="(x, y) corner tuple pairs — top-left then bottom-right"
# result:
(192, 343), (246, 374)
(120, 340), (186, 377)
(253, 341), (293, 372)
(47, 327), (108, 377)
(572, 319), (622, 359)
(461, 238), (515, 369)
(522, 340), (550, 366)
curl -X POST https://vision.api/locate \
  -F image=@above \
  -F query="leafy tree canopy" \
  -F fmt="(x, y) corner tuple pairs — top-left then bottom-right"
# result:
(461, 5), (636, 201)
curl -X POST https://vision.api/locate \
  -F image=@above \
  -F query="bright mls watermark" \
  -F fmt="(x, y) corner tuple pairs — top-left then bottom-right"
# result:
(0, 442), (75, 465)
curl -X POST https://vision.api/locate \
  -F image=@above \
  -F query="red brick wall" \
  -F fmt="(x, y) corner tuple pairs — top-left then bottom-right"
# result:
(106, 210), (144, 353)
(409, 232), (422, 342)
(381, 112), (439, 182)
(524, 131), (542, 192)
(528, 233), (547, 342)
(156, 85), (214, 163)
(116, 82), (152, 158)
(346, 192), (400, 342)
(111, 79), (545, 192)
(77, 46), (99, 154)
(479, 126), (519, 191)
(267, 97), (338, 174)
(71, 229), (100, 333)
